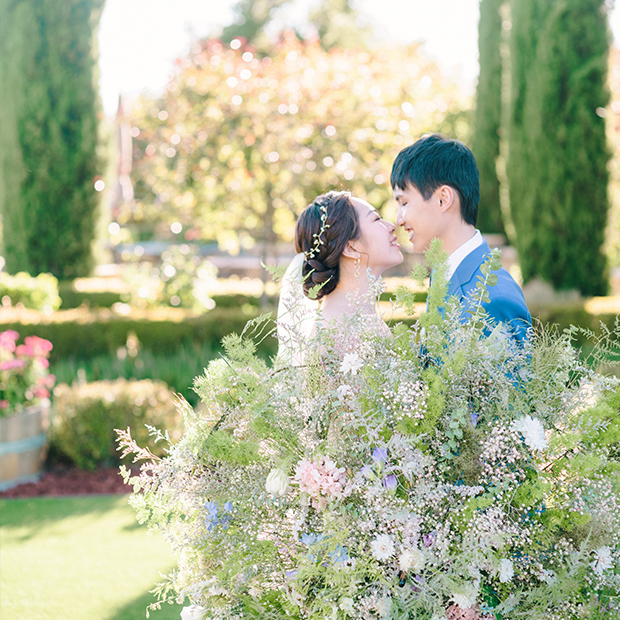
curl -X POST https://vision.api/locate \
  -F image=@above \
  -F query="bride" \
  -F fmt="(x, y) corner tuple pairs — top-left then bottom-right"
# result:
(277, 190), (403, 363)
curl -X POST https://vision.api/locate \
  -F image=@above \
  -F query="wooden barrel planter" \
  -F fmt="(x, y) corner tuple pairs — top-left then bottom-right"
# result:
(0, 404), (49, 491)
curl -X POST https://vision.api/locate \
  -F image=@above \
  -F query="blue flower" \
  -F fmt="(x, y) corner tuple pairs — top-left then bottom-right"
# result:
(360, 465), (373, 478)
(329, 544), (349, 563)
(205, 500), (233, 532)
(382, 474), (398, 491)
(372, 447), (388, 464)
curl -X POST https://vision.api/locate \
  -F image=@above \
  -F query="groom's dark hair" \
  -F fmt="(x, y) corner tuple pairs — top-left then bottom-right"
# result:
(390, 133), (479, 226)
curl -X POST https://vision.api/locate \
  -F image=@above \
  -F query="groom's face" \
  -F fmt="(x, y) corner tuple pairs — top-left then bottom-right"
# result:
(394, 184), (443, 254)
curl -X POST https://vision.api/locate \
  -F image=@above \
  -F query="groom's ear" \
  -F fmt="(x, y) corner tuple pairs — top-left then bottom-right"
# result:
(342, 241), (360, 260)
(437, 185), (456, 213)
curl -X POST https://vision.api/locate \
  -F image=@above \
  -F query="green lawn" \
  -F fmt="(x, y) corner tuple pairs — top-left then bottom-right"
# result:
(0, 495), (184, 620)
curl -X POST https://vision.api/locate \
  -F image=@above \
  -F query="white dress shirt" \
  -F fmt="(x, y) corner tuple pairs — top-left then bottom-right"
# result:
(446, 230), (483, 279)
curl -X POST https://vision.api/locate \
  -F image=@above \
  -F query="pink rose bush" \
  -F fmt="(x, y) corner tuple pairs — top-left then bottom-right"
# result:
(0, 330), (55, 414)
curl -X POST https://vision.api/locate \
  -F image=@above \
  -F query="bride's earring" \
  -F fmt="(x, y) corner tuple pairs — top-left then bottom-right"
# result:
(355, 257), (361, 281)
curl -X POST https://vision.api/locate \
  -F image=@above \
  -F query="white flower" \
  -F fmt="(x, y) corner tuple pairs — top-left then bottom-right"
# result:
(499, 558), (514, 583)
(450, 586), (477, 609)
(181, 605), (207, 620)
(375, 595), (392, 617)
(336, 384), (354, 399)
(511, 415), (548, 451)
(591, 546), (613, 575)
(248, 585), (261, 597)
(537, 568), (556, 584)
(265, 468), (290, 497)
(370, 534), (395, 561)
(340, 352), (362, 375)
(398, 548), (424, 572)
(339, 597), (355, 613)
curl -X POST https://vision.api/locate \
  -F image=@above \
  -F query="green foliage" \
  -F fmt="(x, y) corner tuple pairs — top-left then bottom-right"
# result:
(120, 245), (218, 310)
(57, 281), (122, 309)
(51, 341), (221, 408)
(0, 0), (103, 279)
(0, 271), (61, 310)
(0, 306), (277, 362)
(472, 0), (505, 234)
(220, 0), (291, 48)
(49, 378), (182, 470)
(508, 0), (611, 295)
(309, 0), (372, 51)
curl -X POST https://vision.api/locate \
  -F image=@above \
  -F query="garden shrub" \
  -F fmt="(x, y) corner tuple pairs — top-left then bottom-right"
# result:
(0, 307), (278, 362)
(0, 272), (61, 310)
(51, 342), (222, 408)
(57, 280), (122, 309)
(49, 378), (182, 471)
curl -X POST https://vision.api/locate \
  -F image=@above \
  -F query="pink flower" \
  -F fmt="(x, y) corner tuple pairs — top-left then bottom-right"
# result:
(295, 456), (349, 505)
(32, 387), (50, 399)
(0, 359), (26, 371)
(16, 344), (35, 357)
(0, 400), (9, 409)
(0, 330), (18, 353)
(24, 335), (53, 354)
(296, 459), (322, 496)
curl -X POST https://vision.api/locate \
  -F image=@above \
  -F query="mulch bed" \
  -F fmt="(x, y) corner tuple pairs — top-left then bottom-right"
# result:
(0, 466), (131, 498)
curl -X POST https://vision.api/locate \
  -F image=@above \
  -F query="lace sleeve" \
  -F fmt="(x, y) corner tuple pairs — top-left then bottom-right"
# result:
(277, 253), (319, 366)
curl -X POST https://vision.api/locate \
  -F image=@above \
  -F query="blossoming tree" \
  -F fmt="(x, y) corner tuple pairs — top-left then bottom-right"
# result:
(126, 33), (469, 255)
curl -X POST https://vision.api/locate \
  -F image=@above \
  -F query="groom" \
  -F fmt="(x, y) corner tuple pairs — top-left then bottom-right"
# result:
(391, 133), (531, 342)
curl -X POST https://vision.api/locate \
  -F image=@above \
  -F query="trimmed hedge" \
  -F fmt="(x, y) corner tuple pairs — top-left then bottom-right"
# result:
(57, 281), (122, 309)
(0, 307), (278, 362)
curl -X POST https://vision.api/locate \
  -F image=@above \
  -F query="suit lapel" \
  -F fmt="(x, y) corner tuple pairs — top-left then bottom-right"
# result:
(447, 239), (492, 298)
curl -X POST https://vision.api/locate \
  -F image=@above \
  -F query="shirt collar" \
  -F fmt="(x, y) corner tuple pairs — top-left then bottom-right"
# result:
(446, 230), (483, 279)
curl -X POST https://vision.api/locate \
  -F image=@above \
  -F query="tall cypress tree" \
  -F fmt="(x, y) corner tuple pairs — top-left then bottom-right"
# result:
(508, 0), (610, 295)
(472, 0), (505, 234)
(0, 0), (103, 279)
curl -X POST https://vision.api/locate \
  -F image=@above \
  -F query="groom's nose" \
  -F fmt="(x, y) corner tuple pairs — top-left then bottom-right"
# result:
(395, 206), (404, 227)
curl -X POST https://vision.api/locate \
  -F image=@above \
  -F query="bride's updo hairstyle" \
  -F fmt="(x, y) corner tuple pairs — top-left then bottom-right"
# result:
(295, 190), (360, 300)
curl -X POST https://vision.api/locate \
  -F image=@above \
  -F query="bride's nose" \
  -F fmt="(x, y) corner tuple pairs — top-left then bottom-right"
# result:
(384, 220), (396, 233)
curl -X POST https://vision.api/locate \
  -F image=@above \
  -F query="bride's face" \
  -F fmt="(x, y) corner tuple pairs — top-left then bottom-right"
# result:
(351, 198), (403, 273)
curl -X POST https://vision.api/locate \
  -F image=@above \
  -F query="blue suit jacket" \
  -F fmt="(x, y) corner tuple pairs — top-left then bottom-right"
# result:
(447, 239), (532, 343)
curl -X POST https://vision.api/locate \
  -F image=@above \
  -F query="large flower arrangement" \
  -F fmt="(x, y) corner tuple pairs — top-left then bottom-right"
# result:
(119, 246), (620, 619)
(0, 330), (55, 415)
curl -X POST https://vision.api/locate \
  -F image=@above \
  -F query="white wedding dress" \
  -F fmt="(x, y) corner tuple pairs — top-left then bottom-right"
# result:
(276, 253), (319, 366)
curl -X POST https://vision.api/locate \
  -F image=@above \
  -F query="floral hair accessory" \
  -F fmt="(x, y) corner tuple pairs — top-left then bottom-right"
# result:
(304, 200), (331, 260)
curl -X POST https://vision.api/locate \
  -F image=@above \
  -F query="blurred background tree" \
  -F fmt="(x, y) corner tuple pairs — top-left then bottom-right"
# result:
(0, 0), (103, 279)
(507, 0), (610, 296)
(220, 0), (292, 48)
(309, 0), (373, 50)
(471, 0), (504, 235)
(125, 34), (469, 260)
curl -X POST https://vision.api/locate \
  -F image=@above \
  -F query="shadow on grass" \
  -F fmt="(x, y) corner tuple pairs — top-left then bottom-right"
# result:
(0, 495), (128, 541)
(108, 588), (183, 620)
